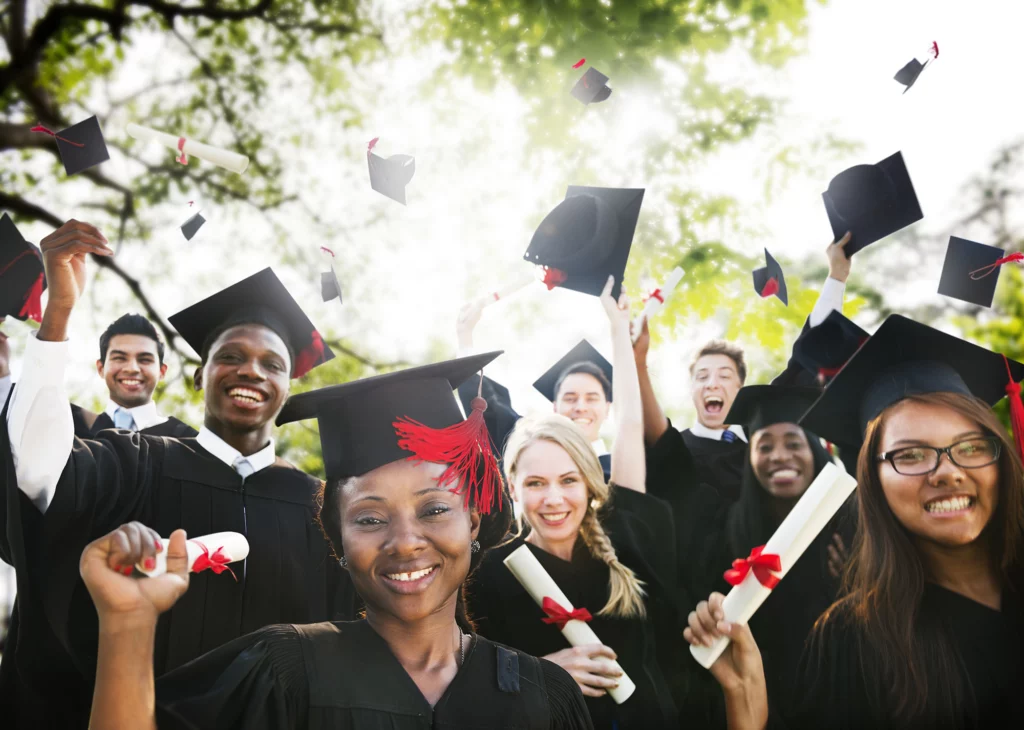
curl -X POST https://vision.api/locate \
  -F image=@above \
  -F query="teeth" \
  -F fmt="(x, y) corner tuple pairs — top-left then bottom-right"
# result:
(540, 512), (569, 523)
(120, 379), (142, 385)
(572, 418), (592, 425)
(925, 496), (974, 513)
(386, 566), (436, 582)
(229, 387), (265, 403)
(772, 469), (798, 479)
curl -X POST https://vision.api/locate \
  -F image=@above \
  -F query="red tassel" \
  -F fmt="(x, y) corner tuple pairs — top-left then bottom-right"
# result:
(1003, 355), (1024, 466)
(970, 252), (1024, 280)
(30, 124), (85, 148)
(18, 273), (44, 323)
(541, 266), (568, 291)
(760, 277), (779, 299)
(293, 330), (324, 378)
(572, 58), (586, 69)
(393, 382), (502, 515)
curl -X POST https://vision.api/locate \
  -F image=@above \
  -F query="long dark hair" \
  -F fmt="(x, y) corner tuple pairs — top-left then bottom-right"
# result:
(816, 391), (1024, 724)
(316, 468), (513, 632)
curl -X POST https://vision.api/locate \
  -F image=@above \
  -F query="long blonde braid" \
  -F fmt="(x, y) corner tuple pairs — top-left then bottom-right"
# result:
(504, 413), (647, 619)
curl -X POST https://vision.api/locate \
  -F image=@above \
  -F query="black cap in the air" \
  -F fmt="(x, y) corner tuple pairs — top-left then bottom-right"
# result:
(0, 213), (46, 321)
(800, 314), (1024, 448)
(276, 351), (501, 480)
(524, 185), (644, 299)
(46, 116), (110, 176)
(368, 152), (415, 205)
(894, 59), (926, 93)
(181, 213), (206, 241)
(533, 339), (613, 403)
(321, 264), (342, 303)
(169, 267), (335, 378)
(571, 67), (612, 105)
(725, 384), (823, 435)
(937, 237), (1008, 308)
(822, 151), (923, 256)
(752, 248), (788, 305)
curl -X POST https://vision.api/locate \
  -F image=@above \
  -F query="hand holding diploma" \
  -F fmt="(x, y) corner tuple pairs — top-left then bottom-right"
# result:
(126, 123), (249, 174)
(136, 531), (249, 579)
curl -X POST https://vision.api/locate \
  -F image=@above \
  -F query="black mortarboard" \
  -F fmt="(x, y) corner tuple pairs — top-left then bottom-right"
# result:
(40, 116), (111, 176)
(571, 67), (612, 105)
(937, 236), (1007, 308)
(532, 339), (613, 402)
(894, 59), (926, 92)
(725, 385), (823, 435)
(180, 213), (206, 241)
(169, 267), (335, 378)
(276, 352), (501, 481)
(368, 152), (415, 205)
(792, 310), (869, 381)
(752, 248), (788, 305)
(524, 185), (644, 298)
(0, 213), (46, 321)
(321, 264), (342, 303)
(822, 151), (923, 256)
(800, 314), (1024, 448)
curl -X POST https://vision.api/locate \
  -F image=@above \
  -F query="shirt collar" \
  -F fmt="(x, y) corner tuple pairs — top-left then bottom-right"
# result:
(104, 400), (168, 431)
(0, 375), (11, 408)
(591, 438), (609, 457)
(196, 426), (277, 474)
(690, 421), (747, 443)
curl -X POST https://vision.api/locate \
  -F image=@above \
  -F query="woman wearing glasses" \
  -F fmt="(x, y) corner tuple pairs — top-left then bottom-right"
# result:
(684, 315), (1024, 730)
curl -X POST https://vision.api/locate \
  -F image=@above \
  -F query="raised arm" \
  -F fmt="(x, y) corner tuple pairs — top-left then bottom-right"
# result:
(7, 220), (113, 512)
(631, 319), (669, 445)
(808, 232), (851, 328)
(600, 277), (645, 493)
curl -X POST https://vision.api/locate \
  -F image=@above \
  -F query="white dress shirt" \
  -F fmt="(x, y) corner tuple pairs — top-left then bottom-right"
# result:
(0, 374), (11, 410)
(689, 421), (748, 443)
(196, 426), (276, 476)
(808, 276), (847, 328)
(591, 438), (610, 457)
(104, 399), (168, 431)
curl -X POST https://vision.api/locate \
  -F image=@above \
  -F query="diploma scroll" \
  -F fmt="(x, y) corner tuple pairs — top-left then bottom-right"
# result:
(632, 267), (684, 343)
(137, 532), (250, 578)
(690, 462), (857, 669)
(504, 545), (637, 703)
(481, 274), (534, 308)
(126, 123), (250, 174)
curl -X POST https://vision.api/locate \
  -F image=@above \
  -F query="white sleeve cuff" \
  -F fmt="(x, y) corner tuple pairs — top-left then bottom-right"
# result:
(808, 277), (847, 328)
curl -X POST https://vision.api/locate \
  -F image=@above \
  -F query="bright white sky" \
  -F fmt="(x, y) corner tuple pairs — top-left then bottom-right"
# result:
(7, 0), (1024, 434)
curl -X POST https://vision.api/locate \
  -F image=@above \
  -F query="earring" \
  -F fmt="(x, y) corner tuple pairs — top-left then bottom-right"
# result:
(470, 540), (481, 554)
(338, 556), (348, 568)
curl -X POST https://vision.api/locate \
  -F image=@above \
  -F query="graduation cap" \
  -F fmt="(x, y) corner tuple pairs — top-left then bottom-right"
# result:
(571, 67), (612, 105)
(169, 267), (335, 378)
(725, 385), (823, 435)
(321, 265), (342, 303)
(31, 116), (110, 176)
(894, 41), (939, 93)
(937, 237), (1013, 308)
(800, 315), (1024, 460)
(822, 151), (923, 257)
(533, 339), (613, 402)
(792, 310), (869, 383)
(524, 186), (644, 299)
(752, 248), (788, 305)
(368, 152), (415, 205)
(180, 212), (206, 241)
(276, 352), (505, 513)
(0, 213), (46, 322)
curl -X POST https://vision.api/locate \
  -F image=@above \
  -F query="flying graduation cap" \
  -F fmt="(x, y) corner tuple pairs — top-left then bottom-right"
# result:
(532, 339), (613, 403)
(524, 186), (644, 299)
(320, 245), (343, 305)
(571, 67), (612, 105)
(368, 147), (416, 205)
(180, 212), (206, 241)
(169, 267), (335, 378)
(31, 116), (110, 176)
(0, 213), (46, 322)
(752, 248), (788, 305)
(822, 151), (923, 257)
(938, 236), (1017, 308)
(275, 352), (507, 514)
(894, 41), (939, 93)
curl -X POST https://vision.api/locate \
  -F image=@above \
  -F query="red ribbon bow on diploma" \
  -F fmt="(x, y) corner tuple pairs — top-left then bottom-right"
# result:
(192, 542), (238, 581)
(176, 137), (188, 165)
(724, 545), (782, 589)
(645, 288), (664, 304)
(541, 596), (593, 629)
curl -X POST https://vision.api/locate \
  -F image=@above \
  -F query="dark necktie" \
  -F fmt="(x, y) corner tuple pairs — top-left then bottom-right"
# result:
(721, 430), (737, 443)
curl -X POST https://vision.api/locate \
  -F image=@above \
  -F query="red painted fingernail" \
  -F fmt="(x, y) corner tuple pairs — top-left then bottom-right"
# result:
(155, 538), (163, 551)
(121, 566), (133, 575)
(143, 558), (156, 570)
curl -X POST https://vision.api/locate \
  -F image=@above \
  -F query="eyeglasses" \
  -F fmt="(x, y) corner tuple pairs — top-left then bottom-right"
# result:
(877, 437), (1002, 476)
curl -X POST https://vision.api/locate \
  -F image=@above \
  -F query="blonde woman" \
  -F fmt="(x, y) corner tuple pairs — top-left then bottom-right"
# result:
(466, 276), (684, 729)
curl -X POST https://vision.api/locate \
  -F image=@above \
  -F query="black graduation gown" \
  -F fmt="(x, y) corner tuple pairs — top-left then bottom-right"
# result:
(787, 585), (1024, 729)
(0, 425), (356, 729)
(154, 620), (594, 730)
(645, 419), (746, 504)
(466, 487), (680, 729)
(70, 402), (199, 438)
(458, 376), (613, 483)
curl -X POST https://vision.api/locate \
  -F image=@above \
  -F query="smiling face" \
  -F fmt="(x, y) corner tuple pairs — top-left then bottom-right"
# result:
(339, 459), (480, 623)
(554, 372), (610, 443)
(511, 439), (590, 555)
(750, 423), (816, 500)
(197, 324), (291, 432)
(877, 400), (1000, 549)
(96, 334), (168, 408)
(690, 353), (742, 429)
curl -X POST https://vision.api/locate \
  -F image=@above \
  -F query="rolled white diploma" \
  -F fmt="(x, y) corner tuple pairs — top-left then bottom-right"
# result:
(481, 273), (534, 308)
(690, 462), (857, 669)
(631, 267), (684, 343)
(504, 545), (637, 704)
(136, 532), (250, 578)
(126, 123), (249, 174)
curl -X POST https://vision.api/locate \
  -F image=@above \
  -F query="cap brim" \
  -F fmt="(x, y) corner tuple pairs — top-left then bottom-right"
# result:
(532, 339), (613, 402)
